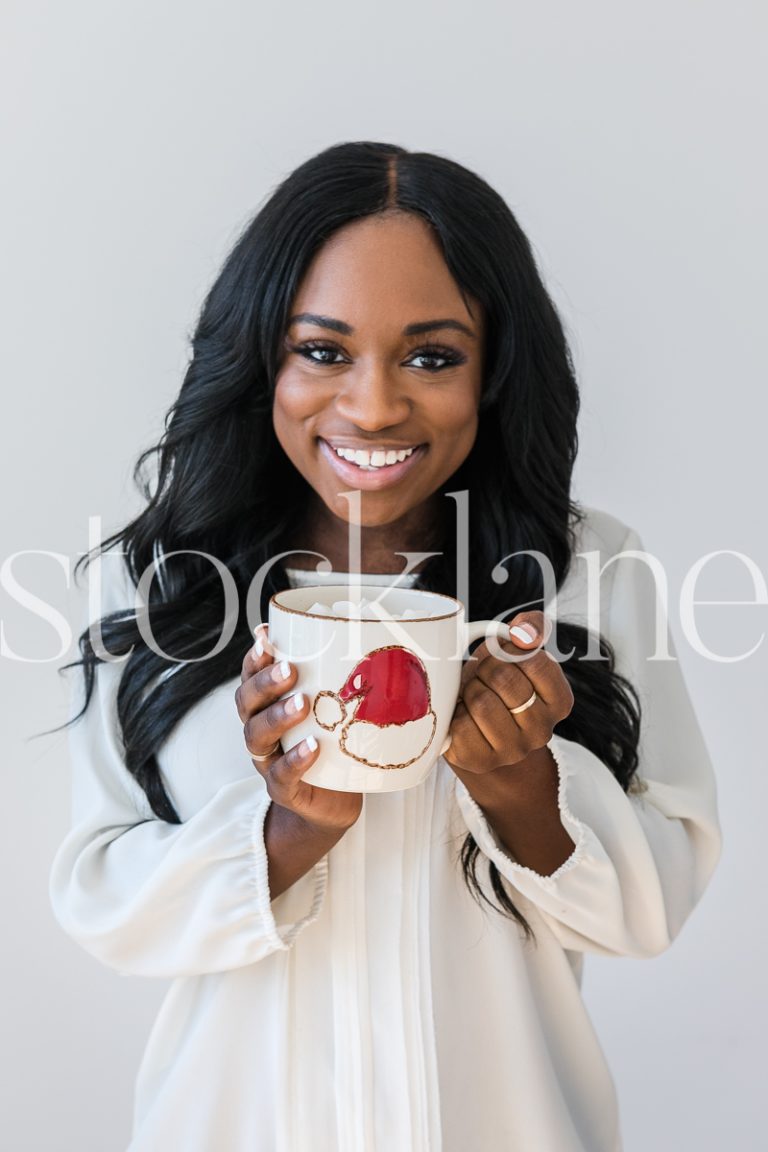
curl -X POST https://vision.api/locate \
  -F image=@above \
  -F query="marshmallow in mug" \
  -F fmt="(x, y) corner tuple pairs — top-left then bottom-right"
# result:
(306, 597), (446, 621)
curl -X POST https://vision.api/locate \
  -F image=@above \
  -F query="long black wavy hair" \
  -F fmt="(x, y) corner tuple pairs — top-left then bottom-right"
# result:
(64, 140), (641, 942)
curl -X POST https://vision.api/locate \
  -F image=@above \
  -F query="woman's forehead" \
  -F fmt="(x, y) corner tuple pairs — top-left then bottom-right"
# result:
(289, 222), (482, 337)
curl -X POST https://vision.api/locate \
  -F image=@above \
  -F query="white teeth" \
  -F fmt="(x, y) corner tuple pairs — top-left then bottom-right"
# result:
(332, 445), (417, 469)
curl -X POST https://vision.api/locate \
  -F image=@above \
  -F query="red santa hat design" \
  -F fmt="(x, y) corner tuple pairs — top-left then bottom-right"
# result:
(313, 646), (437, 770)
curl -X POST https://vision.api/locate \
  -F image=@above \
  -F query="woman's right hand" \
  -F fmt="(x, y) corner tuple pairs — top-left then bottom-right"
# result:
(235, 625), (363, 836)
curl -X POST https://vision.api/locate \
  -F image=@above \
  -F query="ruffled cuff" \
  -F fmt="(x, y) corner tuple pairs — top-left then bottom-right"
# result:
(250, 798), (328, 951)
(453, 734), (597, 888)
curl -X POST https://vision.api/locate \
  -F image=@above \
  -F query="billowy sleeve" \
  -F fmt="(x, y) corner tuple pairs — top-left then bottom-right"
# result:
(48, 558), (327, 978)
(454, 525), (723, 957)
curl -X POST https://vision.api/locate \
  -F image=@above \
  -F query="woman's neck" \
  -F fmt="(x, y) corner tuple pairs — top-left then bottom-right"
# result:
(287, 494), (447, 574)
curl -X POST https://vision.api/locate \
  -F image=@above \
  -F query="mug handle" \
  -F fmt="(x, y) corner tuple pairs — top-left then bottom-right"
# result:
(439, 619), (512, 756)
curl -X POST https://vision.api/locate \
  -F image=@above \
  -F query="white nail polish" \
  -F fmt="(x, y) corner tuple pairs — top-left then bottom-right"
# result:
(305, 734), (318, 752)
(510, 624), (538, 644)
(288, 692), (304, 713)
(278, 661), (290, 681)
(252, 637), (264, 657)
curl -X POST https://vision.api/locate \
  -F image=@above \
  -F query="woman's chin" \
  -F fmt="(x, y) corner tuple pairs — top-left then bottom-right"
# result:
(325, 491), (429, 531)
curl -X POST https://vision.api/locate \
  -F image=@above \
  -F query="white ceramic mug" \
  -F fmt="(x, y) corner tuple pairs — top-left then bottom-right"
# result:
(268, 584), (510, 793)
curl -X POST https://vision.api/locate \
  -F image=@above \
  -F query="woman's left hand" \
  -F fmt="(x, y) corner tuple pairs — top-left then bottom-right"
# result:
(442, 610), (575, 775)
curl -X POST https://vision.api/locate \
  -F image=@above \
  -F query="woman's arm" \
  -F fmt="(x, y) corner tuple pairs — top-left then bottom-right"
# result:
(48, 659), (329, 978)
(49, 559), (330, 978)
(452, 524), (723, 957)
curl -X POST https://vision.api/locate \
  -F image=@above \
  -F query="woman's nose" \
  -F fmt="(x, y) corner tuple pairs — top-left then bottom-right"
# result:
(333, 364), (412, 430)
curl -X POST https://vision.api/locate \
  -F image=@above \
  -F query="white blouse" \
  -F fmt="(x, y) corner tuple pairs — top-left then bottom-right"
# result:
(48, 505), (722, 1152)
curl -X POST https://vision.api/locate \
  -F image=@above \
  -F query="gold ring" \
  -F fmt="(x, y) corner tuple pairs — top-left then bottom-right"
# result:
(510, 690), (537, 715)
(252, 741), (281, 763)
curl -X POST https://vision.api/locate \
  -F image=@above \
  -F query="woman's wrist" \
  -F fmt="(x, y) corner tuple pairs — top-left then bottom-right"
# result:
(453, 745), (576, 877)
(452, 744), (559, 807)
(264, 803), (349, 900)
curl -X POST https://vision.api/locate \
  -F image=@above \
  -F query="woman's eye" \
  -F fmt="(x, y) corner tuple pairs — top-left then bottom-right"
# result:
(407, 347), (464, 372)
(294, 342), (345, 365)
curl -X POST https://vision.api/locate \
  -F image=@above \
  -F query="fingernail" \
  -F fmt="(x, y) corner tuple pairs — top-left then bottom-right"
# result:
(286, 692), (305, 714)
(510, 622), (538, 644)
(299, 734), (318, 757)
(252, 623), (269, 657)
(271, 660), (291, 683)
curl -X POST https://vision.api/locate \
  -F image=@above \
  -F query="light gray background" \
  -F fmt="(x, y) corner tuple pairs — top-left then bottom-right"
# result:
(2, 1), (765, 1149)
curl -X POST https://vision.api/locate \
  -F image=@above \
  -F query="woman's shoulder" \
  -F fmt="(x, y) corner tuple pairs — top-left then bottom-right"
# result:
(555, 503), (643, 622)
(569, 502), (639, 558)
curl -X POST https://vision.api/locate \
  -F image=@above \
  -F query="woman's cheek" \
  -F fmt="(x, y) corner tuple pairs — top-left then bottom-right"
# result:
(273, 380), (324, 446)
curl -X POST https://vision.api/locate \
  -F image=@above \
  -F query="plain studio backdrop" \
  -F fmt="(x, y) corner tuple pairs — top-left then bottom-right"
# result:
(2, 2), (765, 1149)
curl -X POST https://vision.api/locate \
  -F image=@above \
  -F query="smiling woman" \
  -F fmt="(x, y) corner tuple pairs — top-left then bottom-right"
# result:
(48, 140), (721, 1152)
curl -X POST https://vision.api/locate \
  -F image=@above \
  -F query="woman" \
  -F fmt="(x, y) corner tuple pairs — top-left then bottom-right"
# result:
(49, 141), (722, 1151)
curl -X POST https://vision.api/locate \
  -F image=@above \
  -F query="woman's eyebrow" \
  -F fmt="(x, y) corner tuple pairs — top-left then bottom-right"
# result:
(287, 312), (476, 339)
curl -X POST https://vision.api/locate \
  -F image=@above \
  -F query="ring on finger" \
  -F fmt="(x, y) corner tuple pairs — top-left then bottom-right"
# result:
(252, 740), (282, 763)
(509, 689), (538, 715)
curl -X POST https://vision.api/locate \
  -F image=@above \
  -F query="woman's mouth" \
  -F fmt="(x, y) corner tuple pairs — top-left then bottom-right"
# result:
(317, 438), (427, 490)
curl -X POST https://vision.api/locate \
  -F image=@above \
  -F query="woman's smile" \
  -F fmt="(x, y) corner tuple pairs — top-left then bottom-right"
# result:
(317, 437), (428, 490)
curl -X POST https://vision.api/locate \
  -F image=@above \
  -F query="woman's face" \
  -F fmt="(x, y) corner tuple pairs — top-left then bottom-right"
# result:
(273, 211), (484, 531)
